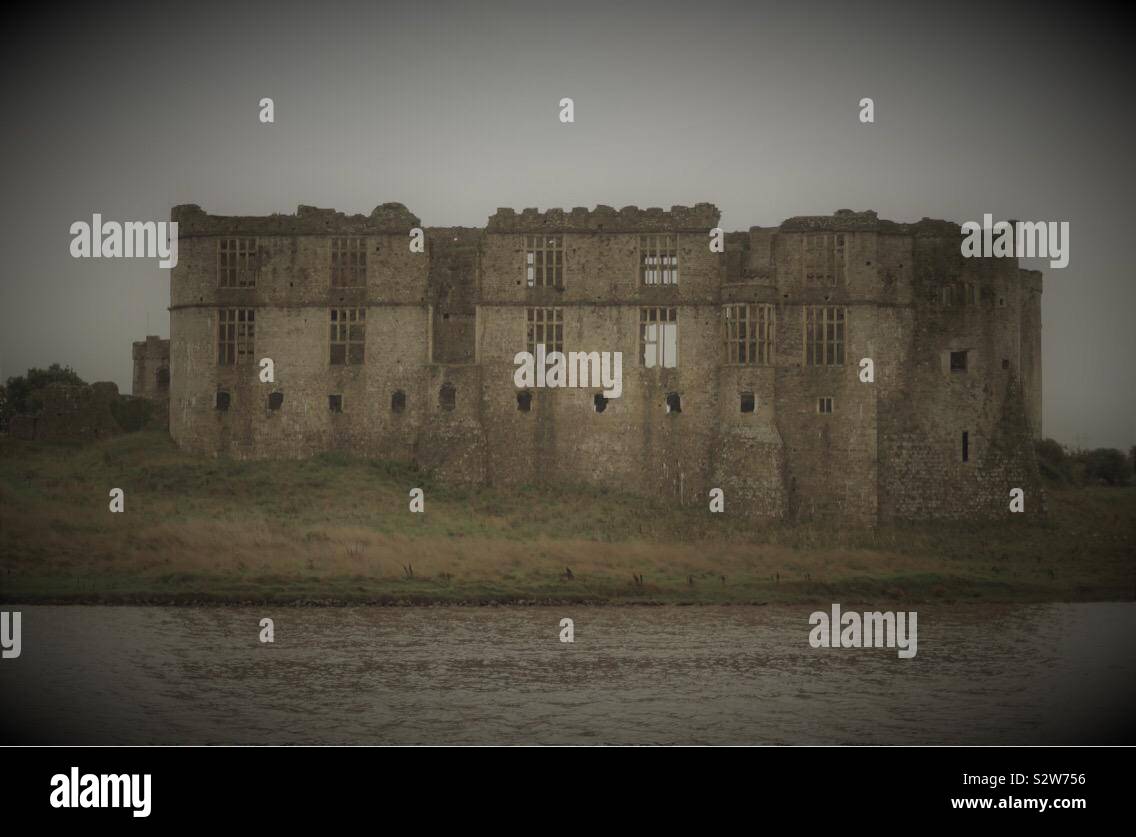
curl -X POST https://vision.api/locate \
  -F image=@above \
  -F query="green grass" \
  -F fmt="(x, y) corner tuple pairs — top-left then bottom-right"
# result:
(1, 432), (1133, 605)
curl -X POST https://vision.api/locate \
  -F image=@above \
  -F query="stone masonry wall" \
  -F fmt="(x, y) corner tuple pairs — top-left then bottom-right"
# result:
(166, 203), (1044, 524)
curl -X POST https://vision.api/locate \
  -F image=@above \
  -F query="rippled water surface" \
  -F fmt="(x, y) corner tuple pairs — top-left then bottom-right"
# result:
(1, 603), (1134, 744)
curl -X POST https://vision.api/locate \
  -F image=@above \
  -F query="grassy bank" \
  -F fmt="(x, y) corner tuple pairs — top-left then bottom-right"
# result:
(1, 432), (1133, 605)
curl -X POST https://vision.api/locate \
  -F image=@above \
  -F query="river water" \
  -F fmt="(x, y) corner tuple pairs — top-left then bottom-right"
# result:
(1, 603), (1133, 745)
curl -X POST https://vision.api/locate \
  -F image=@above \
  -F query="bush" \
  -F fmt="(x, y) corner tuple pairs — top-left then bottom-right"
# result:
(1035, 438), (1072, 484)
(110, 397), (156, 433)
(1081, 448), (1132, 486)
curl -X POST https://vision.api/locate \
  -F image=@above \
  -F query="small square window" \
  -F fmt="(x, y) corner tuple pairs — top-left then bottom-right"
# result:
(665, 392), (682, 414)
(950, 351), (968, 373)
(594, 393), (608, 413)
(329, 394), (343, 413)
(740, 392), (755, 413)
(215, 391), (231, 411)
(268, 391), (283, 411)
(517, 390), (532, 412)
(1001, 358), (1010, 370)
(817, 397), (833, 414)
(391, 390), (406, 413)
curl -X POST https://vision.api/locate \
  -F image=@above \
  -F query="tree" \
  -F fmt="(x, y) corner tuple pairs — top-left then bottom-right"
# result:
(1, 364), (87, 428)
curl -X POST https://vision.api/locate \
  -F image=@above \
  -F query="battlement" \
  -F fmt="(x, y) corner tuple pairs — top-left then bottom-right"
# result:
(486, 203), (720, 233)
(171, 203), (421, 236)
(779, 209), (965, 237)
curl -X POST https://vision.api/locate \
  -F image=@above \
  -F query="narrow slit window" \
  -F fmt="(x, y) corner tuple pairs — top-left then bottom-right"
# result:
(962, 431), (970, 462)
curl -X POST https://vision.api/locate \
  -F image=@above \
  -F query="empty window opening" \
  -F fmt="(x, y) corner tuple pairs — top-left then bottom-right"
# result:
(215, 390), (231, 411)
(268, 391), (284, 411)
(1002, 358), (1010, 370)
(665, 392), (682, 414)
(962, 431), (970, 462)
(391, 390), (406, 413)
(517, 390), (532, 412)
(817, 397), (833, 414)
(950, 350), (968, 373)
(640, 307), (678, 368)
(330, 307), (366, 365)
(156, 367), (170, 390)
(723, 304), (774, 365)
(525, 234), (563, 287)
(803, 233), (843, 286)
(330, 237), (367, 287)
(804, 306), (845, 366)
(593, 393), (608, 413)
(218, 308), (255, 365)
(740, 392), (755, 413)
(640, 234), (678, 286)
(526, 307), (564, 355)
(440, 383), (456, 411)
(328, 394), (343, 413)
(218, 237), (257, 288)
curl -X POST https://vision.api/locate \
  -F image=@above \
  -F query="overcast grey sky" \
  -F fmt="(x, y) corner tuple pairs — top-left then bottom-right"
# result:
(1, 0), (1132, 448)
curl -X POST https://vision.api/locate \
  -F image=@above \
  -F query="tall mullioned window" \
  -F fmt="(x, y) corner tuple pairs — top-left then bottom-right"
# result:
(640, 234), (678, 286)
(804, 306), (845, 366)
(723, 303), (775, 365)
(218, 308), (255, 365)
(525, 235), (563, 288)
(218, 238), (258, 288)
(803, 233), (845, 286)
(526, 307), (563, 355)
(640, 307), (678, 368)
(330, 307), (365, 365)
(330, 237), (367, 287)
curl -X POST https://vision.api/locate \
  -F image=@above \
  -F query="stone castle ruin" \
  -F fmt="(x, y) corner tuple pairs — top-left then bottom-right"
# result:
(160, 202), (1043, 524)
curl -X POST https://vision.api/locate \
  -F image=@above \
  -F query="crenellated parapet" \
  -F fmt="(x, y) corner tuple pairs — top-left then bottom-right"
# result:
(171, 203), (421, 237)
(486, 203), (720, 233)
